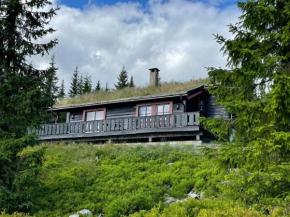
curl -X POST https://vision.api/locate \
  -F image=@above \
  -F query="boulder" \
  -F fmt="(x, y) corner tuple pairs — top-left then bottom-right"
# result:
(187, 191), (199, 199)
(165, 197), (176, 204)
(69, 209), (92, 217)
(78, 209), (93, 217)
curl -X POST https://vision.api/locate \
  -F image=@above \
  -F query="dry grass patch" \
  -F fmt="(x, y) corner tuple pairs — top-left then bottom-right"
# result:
(57, 78), (209, 106)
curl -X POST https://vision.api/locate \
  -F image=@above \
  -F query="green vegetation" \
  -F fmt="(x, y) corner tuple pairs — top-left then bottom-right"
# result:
(0, 0), (58, 213)
(57, 78), (209, 106)
(5, 143), (285, 217)
(203, 0), (290, 208)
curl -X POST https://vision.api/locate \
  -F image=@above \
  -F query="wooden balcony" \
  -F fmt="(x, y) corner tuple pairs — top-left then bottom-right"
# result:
(30, 112), (201, 142)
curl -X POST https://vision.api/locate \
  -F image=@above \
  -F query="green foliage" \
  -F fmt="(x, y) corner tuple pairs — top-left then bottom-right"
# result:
(0, 0), (58, 213)
(58, 79), (66, 99)
(95, 80), (101, 92)
(28, 143), (211, 217)
(115, 66), (129, 90)
(5, 143), (290, 216)
(44, 55), (59, 108)
(0, 134), (45, 213)
(83, 74), (92, 94)
(129, 76), (135, 88)
(202, 0), (290, 207)
(69, 67), (80, 97)
(130, 198), (282, 217)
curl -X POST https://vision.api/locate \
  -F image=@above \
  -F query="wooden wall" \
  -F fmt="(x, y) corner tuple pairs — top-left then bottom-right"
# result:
(200, 94), (227, 118)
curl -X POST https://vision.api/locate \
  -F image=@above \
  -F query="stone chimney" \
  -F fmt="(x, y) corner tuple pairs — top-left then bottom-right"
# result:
(149, 68), (160, 87)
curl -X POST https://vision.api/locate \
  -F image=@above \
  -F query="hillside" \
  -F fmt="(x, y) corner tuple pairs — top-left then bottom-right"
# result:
(56, 78), (209, 107)
(3, 143), (286, 217)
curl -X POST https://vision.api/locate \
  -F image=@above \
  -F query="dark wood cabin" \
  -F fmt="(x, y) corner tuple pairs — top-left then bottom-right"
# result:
(30, 85), (227, 143)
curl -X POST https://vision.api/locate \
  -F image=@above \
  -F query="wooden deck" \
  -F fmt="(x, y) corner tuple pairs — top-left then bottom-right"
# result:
(30, 112), (201, 142)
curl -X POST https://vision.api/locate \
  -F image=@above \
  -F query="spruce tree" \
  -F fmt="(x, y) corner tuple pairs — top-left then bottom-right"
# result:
(0, 0), (58, 213)
(58, 79), (66, 98)
(115, 66), (129, 90)
(129, 76), (135, 88)
(95, 80), (101, 92)
(78, 74), (84, 95)
(69, 67), (79, 97)
(105, 83), (109, 92)
(203, 0), (290, 203)
(83, 74), (92, 93)
(45, 54), (59, 107)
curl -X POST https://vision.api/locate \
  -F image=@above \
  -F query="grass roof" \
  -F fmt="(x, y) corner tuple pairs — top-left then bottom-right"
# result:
(56, 78), (210, 107)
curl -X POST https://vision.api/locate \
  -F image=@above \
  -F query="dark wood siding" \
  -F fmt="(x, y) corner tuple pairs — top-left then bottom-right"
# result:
(106, 105), (136, 119)
(201, 95), (227, 118)
(64, 97), (189, 122)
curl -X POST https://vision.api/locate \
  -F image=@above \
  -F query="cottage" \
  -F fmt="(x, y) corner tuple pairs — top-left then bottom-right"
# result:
(30, 68), (226, 142)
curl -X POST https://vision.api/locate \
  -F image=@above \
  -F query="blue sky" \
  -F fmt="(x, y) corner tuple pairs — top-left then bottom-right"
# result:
(58, 0), (237, 9)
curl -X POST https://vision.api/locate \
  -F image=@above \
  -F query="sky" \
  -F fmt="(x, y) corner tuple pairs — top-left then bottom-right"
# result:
(31, 0), (241, 91)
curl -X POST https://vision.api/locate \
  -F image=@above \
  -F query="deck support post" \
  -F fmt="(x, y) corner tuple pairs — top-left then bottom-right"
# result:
(196, 135), (200, 140)
(149, 137), (153, 142)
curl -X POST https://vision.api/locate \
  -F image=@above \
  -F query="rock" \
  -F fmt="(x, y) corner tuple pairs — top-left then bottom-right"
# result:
(165, 197), (176, 204)
(199, 191), (204, 199)
(167, 162), (173, 166)
(187, 191), (199, 199)
(78, 209), (92, 217)
(69, 215), (79, 217)
(95, 155), (99, 161)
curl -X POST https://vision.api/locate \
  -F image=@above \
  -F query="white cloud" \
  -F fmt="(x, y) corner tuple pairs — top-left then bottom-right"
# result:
(31, 0), (240, 91)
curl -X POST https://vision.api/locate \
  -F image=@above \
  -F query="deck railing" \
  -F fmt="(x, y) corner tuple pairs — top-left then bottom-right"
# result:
(28, 112), (200, 138)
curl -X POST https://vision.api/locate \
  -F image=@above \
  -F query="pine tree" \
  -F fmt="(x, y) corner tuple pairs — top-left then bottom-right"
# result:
(203, 0), (290, 203)
(105, 83), (109, 92)
(0, 0), (58, 213)
(58, 79), (66, 98)
(95, 80), (101, 92)
(78, 74), (84, 95)
(45, 54), (59, 107)
(83, 74), (92, 93)
(115, 66), (129, 90)
(69, 67), (79, 97)
(129, 76), (135, 88)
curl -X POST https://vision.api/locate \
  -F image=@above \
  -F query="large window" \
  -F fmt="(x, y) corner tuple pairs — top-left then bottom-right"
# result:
(157, 104), (170, 115)
(137, 102), (172, 117)
(85, 110), (105, 121)
(139, 106), (153, 116)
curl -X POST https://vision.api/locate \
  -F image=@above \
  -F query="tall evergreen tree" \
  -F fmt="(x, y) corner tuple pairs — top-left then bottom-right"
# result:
(58, 79), (66, 98)
(129, 76), (135, 88)
(115, 66), (129, 90)
(105, 83), (109, 92)
(95, 80), (101, 92)
(78, 74), (84, 95)
(45, 54), (59, 107)
(0, 0), (58, 213)
(203, 0), (290, 204)
(83, 74), (92, 93)
(69, 67), (79, 97)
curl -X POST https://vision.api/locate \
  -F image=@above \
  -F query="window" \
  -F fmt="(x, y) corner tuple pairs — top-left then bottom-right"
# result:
(157, 104), (170, 115)
(84, 110), (105, 121)
(137, 102), (172, 117)
(139, 106), (153, 116)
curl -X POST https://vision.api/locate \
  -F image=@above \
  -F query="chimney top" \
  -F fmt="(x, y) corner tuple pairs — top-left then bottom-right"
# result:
(149, 68), (160, 87)
(149, 68), (160, 72)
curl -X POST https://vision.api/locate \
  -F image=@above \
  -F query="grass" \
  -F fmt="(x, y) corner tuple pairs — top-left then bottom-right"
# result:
(56, 78), (210, 106)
